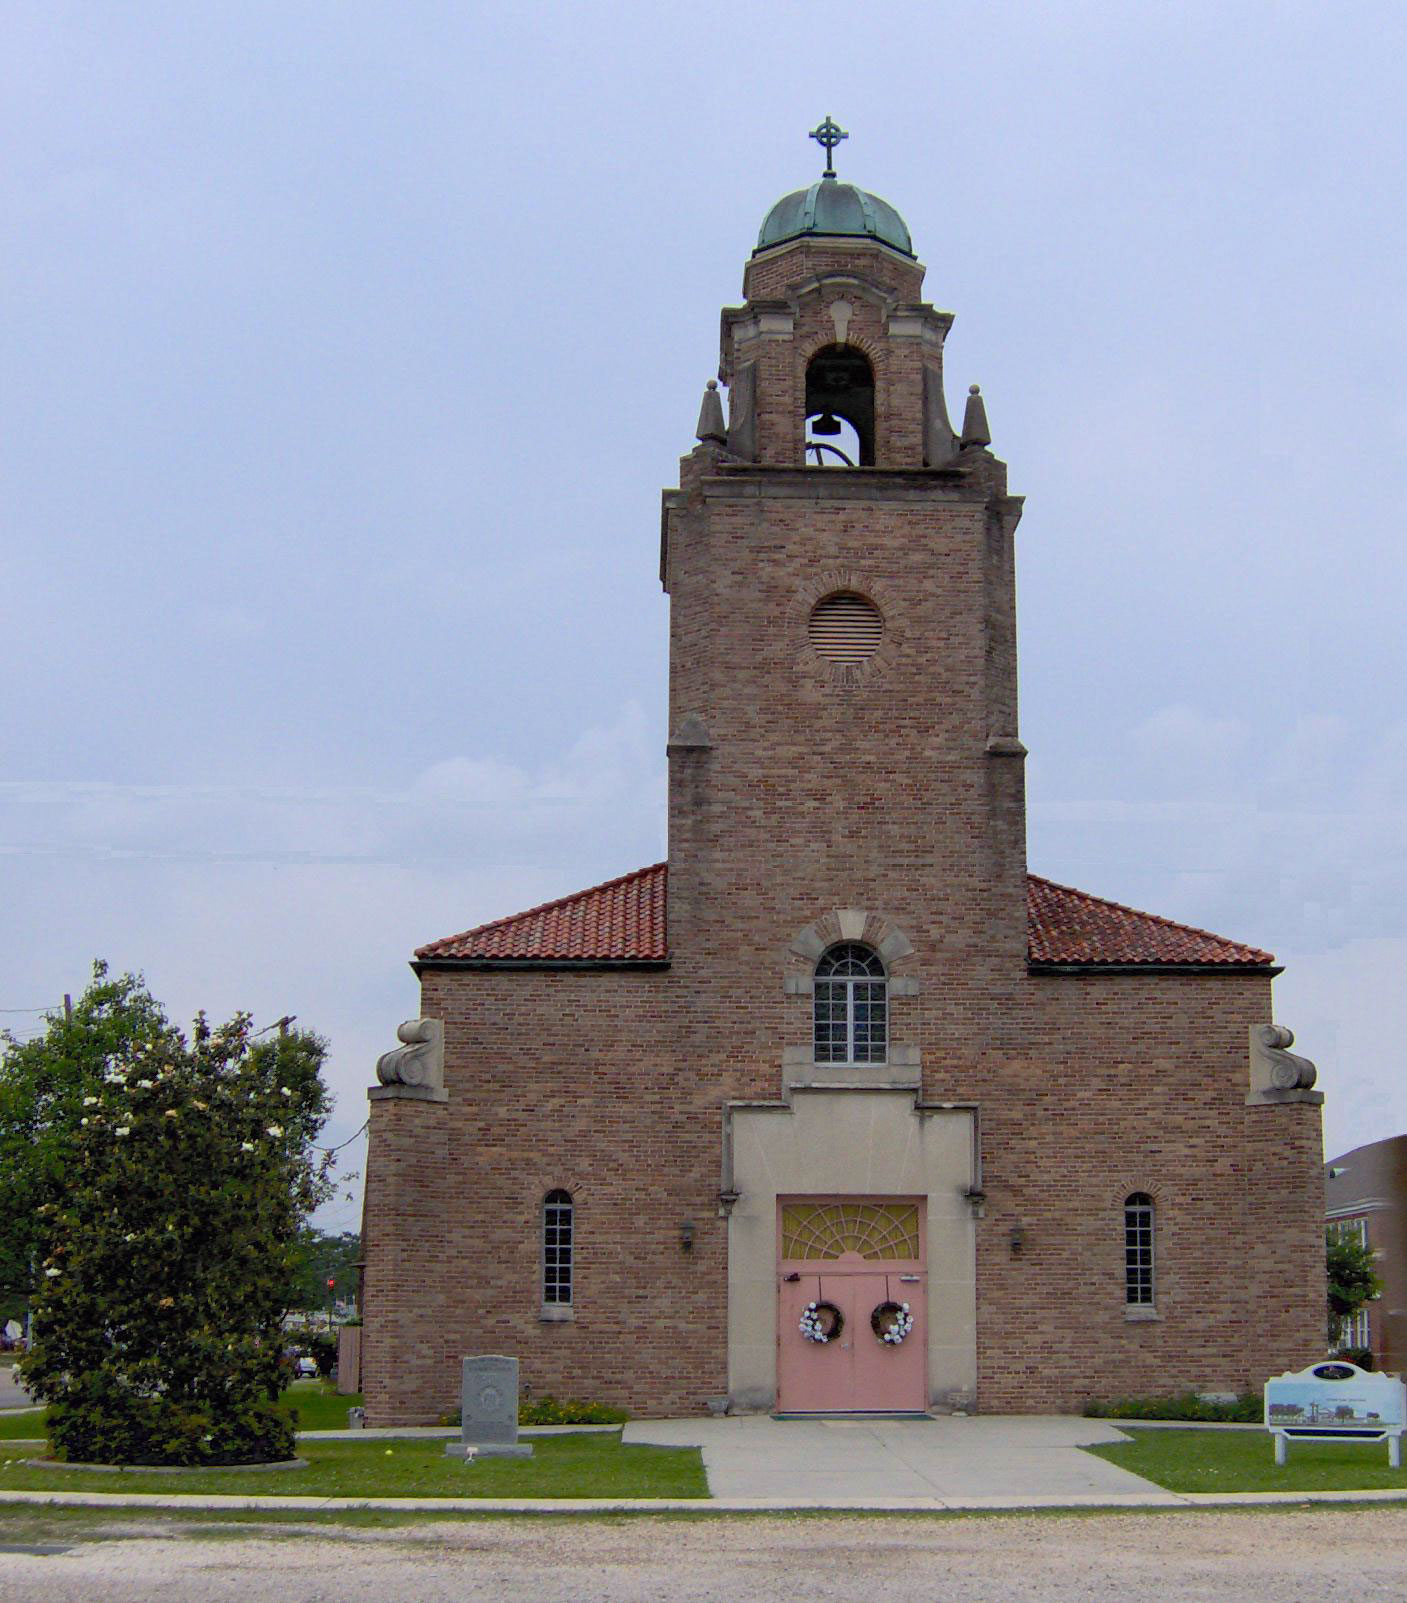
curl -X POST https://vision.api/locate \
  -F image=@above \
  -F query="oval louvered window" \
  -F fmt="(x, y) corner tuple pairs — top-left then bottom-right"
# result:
(808, 591), (883, 665)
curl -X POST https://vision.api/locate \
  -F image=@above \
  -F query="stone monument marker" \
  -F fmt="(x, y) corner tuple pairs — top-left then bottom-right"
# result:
(445, 1355), (533, 1459)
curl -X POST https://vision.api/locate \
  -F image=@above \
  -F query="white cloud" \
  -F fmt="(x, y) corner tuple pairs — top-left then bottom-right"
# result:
(1276, 936), (1407, 1162)
(1033, 699), (1407, 1164)
(184, 604), (269, 644)
(0, 704), (666, 1228)
(0, 701), (663, 870)
(1128, 704), (1247, 769)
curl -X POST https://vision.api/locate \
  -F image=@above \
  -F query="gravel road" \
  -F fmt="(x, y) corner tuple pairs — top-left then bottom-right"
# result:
(3, 1508), (1407, 1602)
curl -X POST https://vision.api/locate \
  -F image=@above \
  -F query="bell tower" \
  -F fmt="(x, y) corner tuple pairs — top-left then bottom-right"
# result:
(661, 123), (1028, 1094)
(716, 118), (994, 474)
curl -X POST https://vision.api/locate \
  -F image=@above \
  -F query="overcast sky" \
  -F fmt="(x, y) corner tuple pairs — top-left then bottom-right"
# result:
(4, 2), (1405, 1228)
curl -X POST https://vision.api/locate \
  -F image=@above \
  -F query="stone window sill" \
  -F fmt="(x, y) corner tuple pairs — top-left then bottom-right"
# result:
(539, 1304), (574, 1323)
(782, 1062), (922, 1092)
(781, 1046), (920, 1093)
(1124, 1305), (1161, 1322)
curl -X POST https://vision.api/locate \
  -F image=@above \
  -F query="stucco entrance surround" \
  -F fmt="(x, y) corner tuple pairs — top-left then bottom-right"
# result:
(726, 1090), (977, 1412)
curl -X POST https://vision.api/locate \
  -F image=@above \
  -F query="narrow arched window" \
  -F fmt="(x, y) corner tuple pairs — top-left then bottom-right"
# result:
(814, 944), (887, 1065)
(542, 1189), (573, 1306)
(1124, 1193), (1154, 1306)
(805, 345), (874, 466)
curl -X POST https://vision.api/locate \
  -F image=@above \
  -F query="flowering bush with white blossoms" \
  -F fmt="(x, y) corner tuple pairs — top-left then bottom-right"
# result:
(5, 966), (332, 1466)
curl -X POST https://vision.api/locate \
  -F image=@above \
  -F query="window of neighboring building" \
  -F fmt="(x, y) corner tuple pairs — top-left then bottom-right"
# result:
(1338, 1306), (1371, 1350)
(1329, 1216), (1369, 1248)
(1124, 1193), (1155, 1306)
(1328, 1216), (1373, 1353)
(542, 1189), (573, 1306)
(813, 943), (887, 1065)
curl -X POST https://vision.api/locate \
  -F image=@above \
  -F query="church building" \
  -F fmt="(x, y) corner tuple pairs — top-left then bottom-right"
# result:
(361, 125), (1326, 1422)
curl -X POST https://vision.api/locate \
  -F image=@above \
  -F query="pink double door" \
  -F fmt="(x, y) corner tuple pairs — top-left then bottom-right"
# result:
(775, 1200), (927, 1414)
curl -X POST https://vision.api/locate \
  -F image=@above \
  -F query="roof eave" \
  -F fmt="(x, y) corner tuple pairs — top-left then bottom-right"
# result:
(1028, 961), (1282, 978)
(412, 956), (672, 976)
(750, 232), (916, 262)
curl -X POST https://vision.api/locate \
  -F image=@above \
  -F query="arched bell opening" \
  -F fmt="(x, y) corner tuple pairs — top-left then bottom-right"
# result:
(804, 345), (874, 467)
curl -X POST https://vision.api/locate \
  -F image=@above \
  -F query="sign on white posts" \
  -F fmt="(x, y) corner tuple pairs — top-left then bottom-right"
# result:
(1264, 1361), (1406, 1467)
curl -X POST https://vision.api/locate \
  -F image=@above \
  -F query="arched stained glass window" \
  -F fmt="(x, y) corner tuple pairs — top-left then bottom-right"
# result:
(543, 1189), (573, 1306)
(813, 944), (887, 1065)
(1124, 1192), (1154, 1306)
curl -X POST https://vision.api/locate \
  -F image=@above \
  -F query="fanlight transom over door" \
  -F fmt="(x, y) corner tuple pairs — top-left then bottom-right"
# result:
(776, 1199), (926, 1415)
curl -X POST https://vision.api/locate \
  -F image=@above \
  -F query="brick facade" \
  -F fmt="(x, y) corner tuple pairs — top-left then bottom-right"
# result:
(1325, 1135), (1407, 1372)
(361, 187), (1326, 1424)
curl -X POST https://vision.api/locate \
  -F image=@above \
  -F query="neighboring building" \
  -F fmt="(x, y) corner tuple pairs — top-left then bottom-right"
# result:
(1326, 1136), (1407, 1370)
(361, 126), (1328, 1422)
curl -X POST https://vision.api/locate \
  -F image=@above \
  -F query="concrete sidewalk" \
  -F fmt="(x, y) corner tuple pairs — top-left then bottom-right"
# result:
(0, 1370), (31, 1411)
(624, 1414), (1163, 1504)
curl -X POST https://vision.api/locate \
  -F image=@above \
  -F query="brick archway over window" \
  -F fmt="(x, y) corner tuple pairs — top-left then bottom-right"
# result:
(790, 569), (902, 690)
(786, 909), (915, 971)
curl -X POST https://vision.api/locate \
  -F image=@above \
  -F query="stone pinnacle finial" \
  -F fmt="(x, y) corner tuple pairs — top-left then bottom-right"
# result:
(961, 383), (991, 449)
(696, 378), (726, 445)
(809, 116), (848, 178)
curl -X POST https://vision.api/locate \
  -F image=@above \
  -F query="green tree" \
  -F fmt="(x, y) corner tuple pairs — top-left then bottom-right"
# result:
(2, 964), (333, 1464)
(1327, 1227), (1382, 1344)
(0, 968), (171, 1310)
(288, 1227), (362, 1315)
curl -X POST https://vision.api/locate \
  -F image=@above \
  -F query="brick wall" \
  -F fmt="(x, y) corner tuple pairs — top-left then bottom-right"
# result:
(1325, 1135), (1407, 1372)
(362, 963), (1323, 1421)
(360, 229), (1325, 1424)
(728, 239), (937, 469)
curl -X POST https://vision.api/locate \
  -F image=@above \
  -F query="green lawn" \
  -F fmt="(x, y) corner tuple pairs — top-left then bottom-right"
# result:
(282, 1380), (363, 1430)
(0, 1409), (45, 1440)
(1086, 1427), (1407, 1494)
(0, 1431), (707, 1499)
(0, 1381), (360, 1441)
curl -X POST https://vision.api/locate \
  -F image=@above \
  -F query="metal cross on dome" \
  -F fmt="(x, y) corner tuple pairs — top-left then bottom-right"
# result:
(809, 116), (848, 177)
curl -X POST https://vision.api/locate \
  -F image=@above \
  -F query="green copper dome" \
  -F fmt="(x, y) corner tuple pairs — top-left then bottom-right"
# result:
(755, 174), (913, 257)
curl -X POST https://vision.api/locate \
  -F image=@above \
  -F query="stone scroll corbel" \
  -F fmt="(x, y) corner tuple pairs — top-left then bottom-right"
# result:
(922, 364), (959, 467)
(726, 362), (757, 462)
(1247, 1024), (1324, 1107)
(370, 1018), (448, 1103)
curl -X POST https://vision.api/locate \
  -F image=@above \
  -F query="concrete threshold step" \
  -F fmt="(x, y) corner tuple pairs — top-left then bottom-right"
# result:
(771, 1412), (934, 1422)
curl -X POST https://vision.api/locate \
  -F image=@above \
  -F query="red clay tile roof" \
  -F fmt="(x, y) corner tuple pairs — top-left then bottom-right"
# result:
(415, 862), (669, 962)
(1027, 874), (1274, 967)
(416, 862), (1274, 968)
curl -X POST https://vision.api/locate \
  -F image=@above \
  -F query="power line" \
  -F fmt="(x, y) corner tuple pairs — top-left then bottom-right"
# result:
(253, 1015), (297, 1038)
(317, 1120), (368, 1158)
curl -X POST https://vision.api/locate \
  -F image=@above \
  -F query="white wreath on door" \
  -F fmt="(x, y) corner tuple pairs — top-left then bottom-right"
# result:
(872, 1301), (914, 1345)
